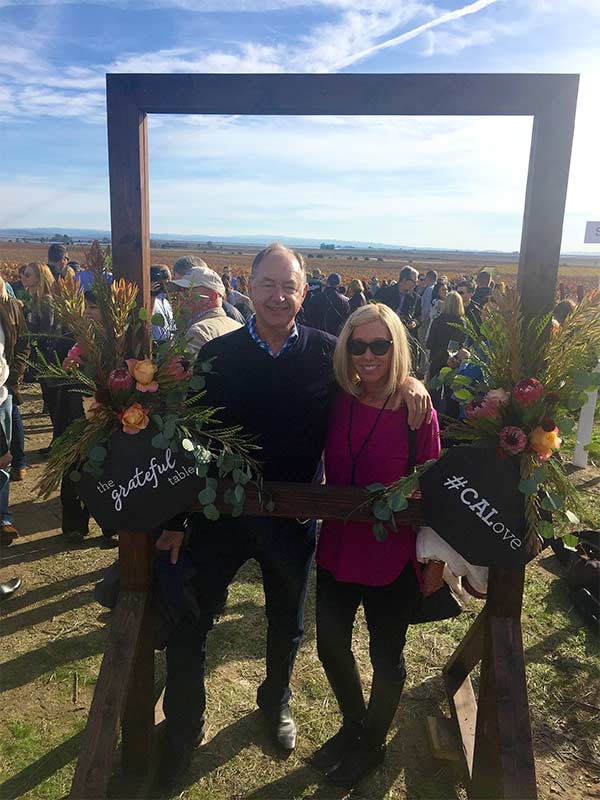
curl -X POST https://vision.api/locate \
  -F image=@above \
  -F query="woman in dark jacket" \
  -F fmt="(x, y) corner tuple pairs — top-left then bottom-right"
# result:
(348, 279), (367, 312)
(426, 291), (466, 381)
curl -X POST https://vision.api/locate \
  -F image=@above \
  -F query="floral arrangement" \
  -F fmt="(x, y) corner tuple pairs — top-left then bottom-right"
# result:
(35, 268), (259, 521)
(366, 289), (600, 548)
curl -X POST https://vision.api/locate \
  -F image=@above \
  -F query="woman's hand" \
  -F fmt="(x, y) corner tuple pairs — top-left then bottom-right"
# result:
(156, 529), (184, 564)
(395, 376), (433, 429)
(422, 561), (445, 597)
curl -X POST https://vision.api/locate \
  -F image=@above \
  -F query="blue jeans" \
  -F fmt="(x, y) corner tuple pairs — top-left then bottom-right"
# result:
(0, 393), (13, 525)
(163, 515), (316, 742)
(10, 401), (26, 470)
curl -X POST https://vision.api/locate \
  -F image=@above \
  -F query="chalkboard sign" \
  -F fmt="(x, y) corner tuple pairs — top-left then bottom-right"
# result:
(77, 428), (202, 532)
(419, 446), (533, 569)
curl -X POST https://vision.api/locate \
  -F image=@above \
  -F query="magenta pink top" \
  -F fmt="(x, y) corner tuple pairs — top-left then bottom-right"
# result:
(316, 392), (440, 586)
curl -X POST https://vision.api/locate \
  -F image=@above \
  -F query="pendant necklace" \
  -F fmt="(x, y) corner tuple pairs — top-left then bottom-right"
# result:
(347, 393), (392, 485)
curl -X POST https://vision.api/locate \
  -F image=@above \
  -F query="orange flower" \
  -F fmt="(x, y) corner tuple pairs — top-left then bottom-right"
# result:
(119, 402), (150, 435)
(529, 425), (562, 461)
(82, 396), (102, 420)
(126, 358), (158, 393)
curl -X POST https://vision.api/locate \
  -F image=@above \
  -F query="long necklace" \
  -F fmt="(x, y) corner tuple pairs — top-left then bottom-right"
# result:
(347, 393), (392, 486)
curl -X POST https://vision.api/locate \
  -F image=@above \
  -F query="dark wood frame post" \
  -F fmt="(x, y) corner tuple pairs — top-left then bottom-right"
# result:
(69, 73), (578, 799)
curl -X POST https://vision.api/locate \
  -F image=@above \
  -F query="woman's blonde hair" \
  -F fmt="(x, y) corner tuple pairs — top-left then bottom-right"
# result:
(348, 279), (364, 295)
(0, 276), (8, 302)
(26, 262), (55, 305)
(334, 302), (411, 397)
(443, 290), (465, 318)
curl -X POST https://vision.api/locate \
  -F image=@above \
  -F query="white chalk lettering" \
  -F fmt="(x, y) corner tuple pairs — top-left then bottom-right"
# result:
(444, 476), (521, 551)
(110, 449), (180, 512)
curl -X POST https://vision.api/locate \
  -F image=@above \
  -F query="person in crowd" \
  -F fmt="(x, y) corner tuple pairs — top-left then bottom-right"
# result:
(169, 264), (242, 359)
(47, 244), (71, 280)
(223, 274), (251, 310)
(150, 265), (174, 343)
(0, 317), (21, 593)
(304, 273), (351, 336)
(10, 265), (27, 298)
(172, 256), (245, 325)
(57, 290), (117, 544)
(154, 243), (432, 793)
(455, 279), (481, 332)
(472, 270), (493, 307)
(348, 279), (367, 312)
(428, 280), (448, 325)
(313, 303), (441, 786)
(416, 274), (427, 295)
(368, 276), (379, 299)
(426, 291), (466, 384)
(375, 266), (421, 367)
(553, 298), (576, 325)
(0, 277), (30, 482)
(21, 262), (65, 450)
(418, 270), (437, 328)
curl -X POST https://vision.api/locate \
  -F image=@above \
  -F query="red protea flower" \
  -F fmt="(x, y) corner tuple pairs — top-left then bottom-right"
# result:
(108, 367), (133, 394)
(498, 426), (528, 455)
(513, 378), (544, 408)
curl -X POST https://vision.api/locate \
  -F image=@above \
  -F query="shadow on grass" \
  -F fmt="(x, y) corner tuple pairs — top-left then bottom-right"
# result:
(0, 532), (103, 567)
(0, 567), (106, 613)
(0, 588), (97, 637)
(0, 729), (82, 800)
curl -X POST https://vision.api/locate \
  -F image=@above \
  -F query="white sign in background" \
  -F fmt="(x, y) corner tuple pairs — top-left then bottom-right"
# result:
(584, 221), (600, 244)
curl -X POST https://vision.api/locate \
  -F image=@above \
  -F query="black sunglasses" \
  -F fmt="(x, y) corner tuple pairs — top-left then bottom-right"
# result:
(347, 338), (393, 356)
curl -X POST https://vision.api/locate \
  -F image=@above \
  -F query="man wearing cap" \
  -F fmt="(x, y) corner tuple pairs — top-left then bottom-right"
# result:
(155, 243), (432, 793)
(150, 265), (174, 342)
(173, 255), (246, 325)
(169, 264), (242, 358)
(304, 272), (350, 336)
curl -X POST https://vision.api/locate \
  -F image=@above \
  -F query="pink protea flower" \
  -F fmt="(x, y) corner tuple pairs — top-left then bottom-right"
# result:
(165, 356), (192, 381)
(466, 397), (502, 420)
(108, 367), (133, 394)
(513, 378), (544, 408)
(498, 426), (528, 455)
(66, 343), (85, 366)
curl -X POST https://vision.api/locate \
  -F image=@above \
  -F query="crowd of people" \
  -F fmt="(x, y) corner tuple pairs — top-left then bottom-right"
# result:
(0, 242), (587, 792)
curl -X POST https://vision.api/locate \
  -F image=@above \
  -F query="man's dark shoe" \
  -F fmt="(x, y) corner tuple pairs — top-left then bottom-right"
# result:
(0, 524), (18, 545)
(311, 723), (362, 771)
(326, 739), (386, 787)
(155, 728), (204, 796)
(0, 577), (22, 602)
(263, 705), (297, 751)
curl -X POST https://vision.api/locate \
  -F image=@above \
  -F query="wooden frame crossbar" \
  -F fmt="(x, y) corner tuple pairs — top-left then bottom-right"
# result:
(69, 72), (579, 799)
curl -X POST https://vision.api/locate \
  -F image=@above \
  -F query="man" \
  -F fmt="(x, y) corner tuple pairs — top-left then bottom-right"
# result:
(456, 278), (481, 331)
(169, 264), (241, 358)
(304, 272), (350, 336)
(155, 243), (431, 792)
(472, 270), (493, 307)
(375, 266), (421, 363)
(47, 244), (69, 280)
(417, 270), (437, 372)
(172, 255), (245, 325)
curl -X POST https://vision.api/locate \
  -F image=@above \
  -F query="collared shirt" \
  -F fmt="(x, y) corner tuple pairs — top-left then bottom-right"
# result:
(420, 283), (434, 321)
(247, 314), (299, 358)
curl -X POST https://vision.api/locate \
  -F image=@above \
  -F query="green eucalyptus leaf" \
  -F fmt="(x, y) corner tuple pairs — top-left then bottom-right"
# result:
(265, 500), (275, 512)
(372, 500), (392, 521)
(366, 482), (386, 493)
(89, 445), (107, 462)
(372, 523), (388, 542)
(562, 532), (579, 548)
(138, 307), (148, 321)
(152, 414), (164, 431)
(199, 360), (213, 373)
(198, 487), (217, 505)
(388, 492), (408, 512)
(234, 484), (245, 503)
(231, 504), (244, 518)
(538, 520), (554, 539)
(205, 477), (218, 490)
(203, 504), (220, 521)
(223, 488), (235, 505)
(564, 509), (580, 525)
(69, 470), (81, 482)
(181, 438), (194, 451)
(151, 313), (165, 327)
(196, 463), (209, 478)
(518, 479), (538, 496)
(190, 375), (206, 391)
(163, 419), (176, 440)
(454, 388), (474, 402)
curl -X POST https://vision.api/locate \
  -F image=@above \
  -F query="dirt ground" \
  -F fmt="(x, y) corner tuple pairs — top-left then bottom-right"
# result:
(0, 386), (599, 800)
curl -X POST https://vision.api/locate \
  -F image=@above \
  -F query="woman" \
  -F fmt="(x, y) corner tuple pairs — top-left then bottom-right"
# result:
(313, 303), (441, 787)
(0, 302), (18, 545)
(0, 276), (30, 482)
(348, 279), (367, 312)
(21, 262), (63, 444)
(429, 280), (448, 324)
(426, 290), (466, 383)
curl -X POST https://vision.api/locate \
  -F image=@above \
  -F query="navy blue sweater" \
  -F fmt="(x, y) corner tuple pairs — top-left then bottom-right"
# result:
(199, 324), (338, 482)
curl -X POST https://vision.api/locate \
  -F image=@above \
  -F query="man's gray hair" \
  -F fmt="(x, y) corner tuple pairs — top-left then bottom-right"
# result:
(172, 255), (209, 277)
(251, 242), (306, 281)
(399, 265), (419, 284)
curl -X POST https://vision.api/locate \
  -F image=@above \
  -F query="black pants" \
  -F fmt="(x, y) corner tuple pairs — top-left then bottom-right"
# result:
(316, 563), (419, 745)
(61, 473), (89, 534)
(163, 516), (316, 743)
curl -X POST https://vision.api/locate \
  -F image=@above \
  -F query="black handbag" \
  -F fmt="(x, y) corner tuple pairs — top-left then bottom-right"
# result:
(404, 427), (463, 625)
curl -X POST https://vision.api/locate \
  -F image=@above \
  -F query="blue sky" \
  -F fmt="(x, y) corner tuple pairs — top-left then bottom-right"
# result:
(0, 0), (599, 252)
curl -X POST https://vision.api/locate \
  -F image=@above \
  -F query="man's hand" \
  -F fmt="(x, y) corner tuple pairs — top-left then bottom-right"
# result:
(422, 561), (445, 597)
(399, 376), (433, 430)
(156, 529), (184, 565)
(0, 452), (12, 470)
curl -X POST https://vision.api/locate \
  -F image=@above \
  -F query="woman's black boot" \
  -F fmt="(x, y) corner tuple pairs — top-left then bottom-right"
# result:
(312, 662), (366, 770)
